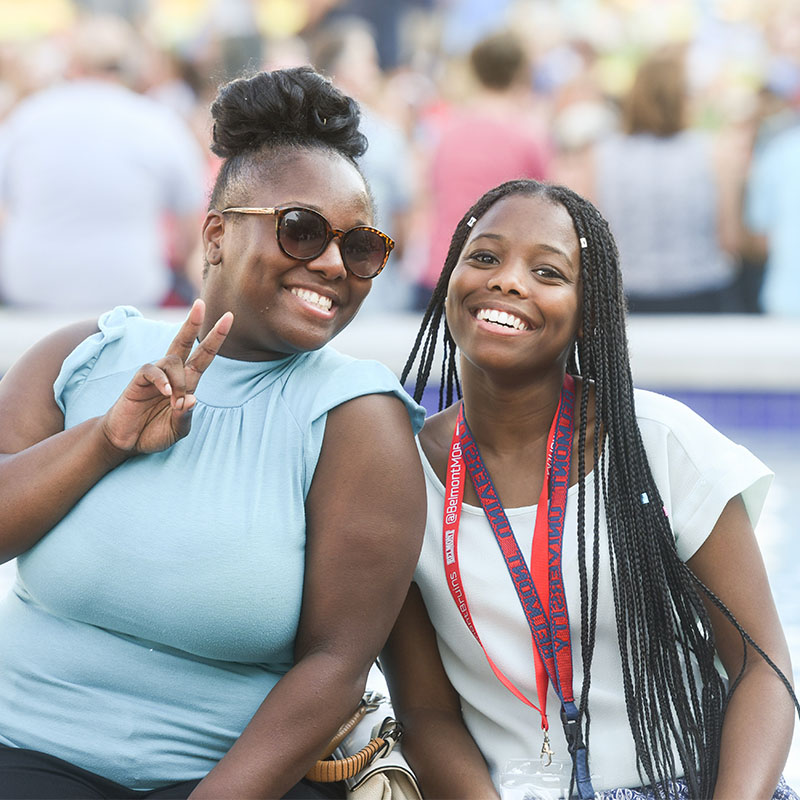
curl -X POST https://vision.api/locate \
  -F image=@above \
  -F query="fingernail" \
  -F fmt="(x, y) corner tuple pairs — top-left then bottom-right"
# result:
(219, 312), (234, 332)
(164, 383), (172, 395)
(175, 396), (184, 410)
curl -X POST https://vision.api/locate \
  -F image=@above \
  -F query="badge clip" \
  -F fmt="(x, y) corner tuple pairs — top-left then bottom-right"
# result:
(540, 730), (554, 767)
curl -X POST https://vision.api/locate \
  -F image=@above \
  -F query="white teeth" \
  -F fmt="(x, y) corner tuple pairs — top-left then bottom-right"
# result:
(476, 308), (528, 330)
(292, 288), (332, 311)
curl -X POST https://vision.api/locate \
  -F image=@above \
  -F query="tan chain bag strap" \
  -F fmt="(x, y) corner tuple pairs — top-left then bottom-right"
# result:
(306, 693), (403, 783)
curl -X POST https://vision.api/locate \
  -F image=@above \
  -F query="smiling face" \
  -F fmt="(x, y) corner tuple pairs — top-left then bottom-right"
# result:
(445, 192), (582, 380)
(201, 148), (374, 360)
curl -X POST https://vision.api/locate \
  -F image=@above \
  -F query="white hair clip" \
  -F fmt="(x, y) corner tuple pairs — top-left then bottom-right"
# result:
(640, 492), (650, 505)
(466, 216), (477, 228)
(579, 237), (588, 249)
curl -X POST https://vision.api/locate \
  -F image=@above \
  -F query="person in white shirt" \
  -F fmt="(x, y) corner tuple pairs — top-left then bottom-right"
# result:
(383, 178), (798, 799)
(0, 15), (205, 310)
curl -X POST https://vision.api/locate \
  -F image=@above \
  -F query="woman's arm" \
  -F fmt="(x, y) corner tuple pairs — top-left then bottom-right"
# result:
(382, 583), (500, 800)
(687, 495), (795, 800)
(0, 319), (117, 562)
(188, 392), (427, 799)
(0, 301), (231, 563)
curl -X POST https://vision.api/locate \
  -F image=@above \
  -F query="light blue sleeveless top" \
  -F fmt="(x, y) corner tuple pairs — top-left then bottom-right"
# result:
(0, 306), (424, 789)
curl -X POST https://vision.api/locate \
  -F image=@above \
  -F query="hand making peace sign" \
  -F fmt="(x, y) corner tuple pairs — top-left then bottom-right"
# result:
(101, 300), (233, 455)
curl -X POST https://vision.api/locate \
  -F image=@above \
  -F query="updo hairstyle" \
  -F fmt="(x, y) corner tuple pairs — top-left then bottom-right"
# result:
(208, 65), (368, 210)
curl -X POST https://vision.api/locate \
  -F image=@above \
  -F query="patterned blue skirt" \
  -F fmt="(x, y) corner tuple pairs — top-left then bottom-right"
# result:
(597, 775), (797, 799)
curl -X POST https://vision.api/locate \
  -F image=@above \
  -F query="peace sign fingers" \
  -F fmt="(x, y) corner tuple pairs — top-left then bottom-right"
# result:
(162, 298), (234, 396)
(183, 308), (234, 394)
(165, 298), (208, 362)
(101, 301), (235, 456)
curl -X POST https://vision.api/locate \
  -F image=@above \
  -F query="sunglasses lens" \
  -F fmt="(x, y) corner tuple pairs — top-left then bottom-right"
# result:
(278, 209), (328, 259)
(342, 230), (388, 278)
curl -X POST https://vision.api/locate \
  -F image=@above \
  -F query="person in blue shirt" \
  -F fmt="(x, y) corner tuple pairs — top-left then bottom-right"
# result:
(745, 122), (800, 316)
(0, 66), (425, 799)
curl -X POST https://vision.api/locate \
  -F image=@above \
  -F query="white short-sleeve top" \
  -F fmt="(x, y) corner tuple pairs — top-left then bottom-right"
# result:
(414, 388), (772, 792)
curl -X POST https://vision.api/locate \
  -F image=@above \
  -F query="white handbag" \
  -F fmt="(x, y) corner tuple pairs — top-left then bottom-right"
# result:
(307, 690), (422, 800)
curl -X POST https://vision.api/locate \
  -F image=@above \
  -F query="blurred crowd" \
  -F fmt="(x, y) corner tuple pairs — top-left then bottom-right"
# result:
(0, 0), (799, 315)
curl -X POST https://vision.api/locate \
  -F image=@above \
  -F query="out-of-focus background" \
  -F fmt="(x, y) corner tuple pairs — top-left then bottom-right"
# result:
(0, 0), (798, 788)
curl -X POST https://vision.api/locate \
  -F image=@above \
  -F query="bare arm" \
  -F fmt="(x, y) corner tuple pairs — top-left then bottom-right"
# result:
(189, 393), (426, 799)
(688, 495), (795, 800)
(0, 301), (231, 563)
(382, 583), (500, 800)
(0, 320), (118, 562)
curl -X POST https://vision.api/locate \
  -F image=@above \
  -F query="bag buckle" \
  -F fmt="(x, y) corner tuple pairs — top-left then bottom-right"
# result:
(375, 716), (403, 757)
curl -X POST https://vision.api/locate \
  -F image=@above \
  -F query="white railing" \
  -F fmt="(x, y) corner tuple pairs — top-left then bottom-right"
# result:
(2, 308), (799, 391)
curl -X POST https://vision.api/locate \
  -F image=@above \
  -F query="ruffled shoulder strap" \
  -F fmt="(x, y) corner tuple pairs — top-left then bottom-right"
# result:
(53, 306), (143, 414)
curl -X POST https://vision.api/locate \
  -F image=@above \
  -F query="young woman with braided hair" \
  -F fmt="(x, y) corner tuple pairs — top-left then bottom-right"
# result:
(381, 178), (797, 799)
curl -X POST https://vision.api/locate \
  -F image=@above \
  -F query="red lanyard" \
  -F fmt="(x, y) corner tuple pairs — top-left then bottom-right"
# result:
(442, 376), (577, 733)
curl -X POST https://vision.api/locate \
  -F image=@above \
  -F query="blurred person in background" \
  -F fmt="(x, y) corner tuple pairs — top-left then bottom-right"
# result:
(733, 84), (798, 312)
(591, 45), (743, 313)
(141, 43), (203, 124)
(437, 0), (517, 57)
(203, 0), (262, 82)
(0, 37), (67, 116)
(545, 38), (621, 199)
(415, 29), (550, 310)
(736, 73), (800, 315)
(0, 14), (205, 310)
(744, 120), (800, 316)
(304, 0), (433, 72)
(310, 16), (417, 313)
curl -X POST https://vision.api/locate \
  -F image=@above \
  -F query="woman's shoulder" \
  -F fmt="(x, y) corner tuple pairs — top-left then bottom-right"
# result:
(632, 388), (724, 447)
(631, 387), (767, 477)
(83, 306), (178, 355)
(289, 346), (426, 434)
(632, 386), (692, 416)
(632, 388), (773, 559)
(632, 388), (715, 432)
(63, 307), (175, 369)
(54, 307), (178, 412)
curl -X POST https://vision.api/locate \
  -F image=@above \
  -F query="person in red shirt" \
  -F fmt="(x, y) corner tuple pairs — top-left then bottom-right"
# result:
(415, 30), (550, 310)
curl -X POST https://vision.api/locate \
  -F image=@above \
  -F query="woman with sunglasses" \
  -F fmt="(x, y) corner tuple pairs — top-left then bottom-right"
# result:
(382, 179), (798, 799)
(0, 66), (425, 799)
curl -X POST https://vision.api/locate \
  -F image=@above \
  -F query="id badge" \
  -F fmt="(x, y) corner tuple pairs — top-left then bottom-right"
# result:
(500, 758), (570, 800)
(500, 758), (603, 800)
